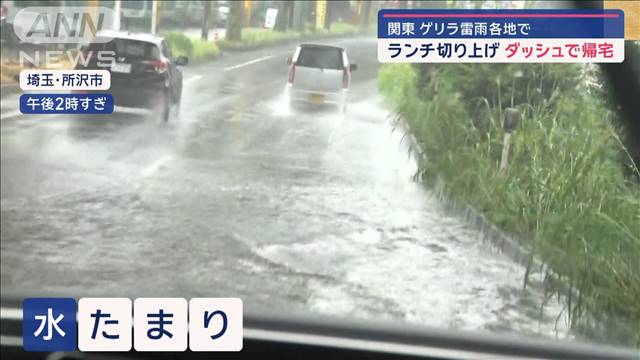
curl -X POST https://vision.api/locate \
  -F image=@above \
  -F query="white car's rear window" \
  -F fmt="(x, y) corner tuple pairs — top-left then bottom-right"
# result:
(297, 47), (343, 70)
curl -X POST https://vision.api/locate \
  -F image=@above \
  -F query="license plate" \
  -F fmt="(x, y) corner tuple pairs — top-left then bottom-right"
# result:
(112, 63), (131, 73)
(309, 94), (325, 104)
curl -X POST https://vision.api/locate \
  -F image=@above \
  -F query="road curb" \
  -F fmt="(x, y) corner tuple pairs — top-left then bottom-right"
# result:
(390, 117), (632, 338)
(0, 83), (20, 98)
(393, 115), (577, 299)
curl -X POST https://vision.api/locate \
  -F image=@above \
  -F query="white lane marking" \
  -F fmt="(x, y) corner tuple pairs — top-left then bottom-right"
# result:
(140, 155), (174, 177)
(0, 335), (22, 347)
(0, 307), (22, 320)
(113, 106), (152, 115)
(1, 110), (22, 120)
(186, 75), (203, 83)
(1, 112), (66, 124)
(224, 55), (273, 71)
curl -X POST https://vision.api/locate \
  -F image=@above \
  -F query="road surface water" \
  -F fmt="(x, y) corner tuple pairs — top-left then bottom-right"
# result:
(1, 37), (571, 340)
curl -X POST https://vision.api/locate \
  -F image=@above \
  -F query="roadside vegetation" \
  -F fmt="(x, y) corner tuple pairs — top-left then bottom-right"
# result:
(1, 56), (75, 85)
(0, 62), (22, 84)
(379, 61), (640, 346)
(217, 21), (363, 50)
(164, 32), (220, 61)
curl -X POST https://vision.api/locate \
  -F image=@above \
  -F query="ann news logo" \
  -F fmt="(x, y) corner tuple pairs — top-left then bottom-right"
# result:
(23, 298), (77, 351)
(14, 6), (115, 44)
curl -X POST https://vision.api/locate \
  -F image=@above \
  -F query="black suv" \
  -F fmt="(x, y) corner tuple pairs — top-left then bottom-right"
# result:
(77, 31), (188, 122)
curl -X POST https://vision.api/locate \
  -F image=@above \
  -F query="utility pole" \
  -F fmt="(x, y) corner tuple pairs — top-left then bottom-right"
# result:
(288, 1), (295, 29)
(201, 1), (211, 40)
(211, 1), (219, 31)
(315, 0), (326, 31)
(274, 1), (289, 32)
(113, 0), (121, 30)
(292, 0), (305, 31)
(151, 0), (157, 34)
(361, 0), (372, 28)
(244, 0), (253, 27)
(498, 108), (520, 177)
(324, 0), (330, 30)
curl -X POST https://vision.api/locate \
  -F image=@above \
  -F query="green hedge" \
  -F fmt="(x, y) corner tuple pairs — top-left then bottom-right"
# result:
(379, 63), (640, 346)
(218, 21), (364, 49)
(163, 32), (220, 62)
(165, 22), (363, 58)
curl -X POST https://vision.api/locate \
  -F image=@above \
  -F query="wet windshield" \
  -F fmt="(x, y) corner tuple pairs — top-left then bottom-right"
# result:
(0, 0), (638, 353)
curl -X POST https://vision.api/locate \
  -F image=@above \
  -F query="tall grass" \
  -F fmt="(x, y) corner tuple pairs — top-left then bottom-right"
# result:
(239, 28), (304, 46)
(163, 32), (193, 58)
(218, 22), (364, 49)
(163, 32), (220, 61)
(191, 38), (221, 59)
(328, 21), (361, 35)
(166, 22), (362, 58)
(379, 63), (640, 346)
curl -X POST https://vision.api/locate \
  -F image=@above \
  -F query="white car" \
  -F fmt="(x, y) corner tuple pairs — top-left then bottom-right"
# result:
(286, 44), (357, 113)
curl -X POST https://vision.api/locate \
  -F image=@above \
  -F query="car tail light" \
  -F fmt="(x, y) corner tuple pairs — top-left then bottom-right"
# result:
(342, 66), (349, 89)
(288, 63), (296, 84)
(144, 59), (168, 74)
(1, 5), (7, 19)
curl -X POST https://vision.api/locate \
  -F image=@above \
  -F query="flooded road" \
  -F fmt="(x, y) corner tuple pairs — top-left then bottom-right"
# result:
(1, 38), (570, 340)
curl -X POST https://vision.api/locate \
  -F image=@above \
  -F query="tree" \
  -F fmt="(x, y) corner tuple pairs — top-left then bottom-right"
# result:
(201, 1), (211, 40)
(274, 1), (291, 32)
(361, 0), (372, 28)
(226, 0), (244, 41)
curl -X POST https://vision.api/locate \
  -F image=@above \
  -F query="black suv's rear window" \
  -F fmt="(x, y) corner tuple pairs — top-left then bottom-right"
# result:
(297, 47), (343, 70)
(88, 39), (160, 60)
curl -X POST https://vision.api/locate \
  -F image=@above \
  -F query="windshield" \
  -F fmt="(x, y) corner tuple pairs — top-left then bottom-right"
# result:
(1, 0), (638, 354)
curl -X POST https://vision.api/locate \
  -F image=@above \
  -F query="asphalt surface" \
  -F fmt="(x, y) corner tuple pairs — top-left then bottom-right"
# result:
(1, 37), (571, 340)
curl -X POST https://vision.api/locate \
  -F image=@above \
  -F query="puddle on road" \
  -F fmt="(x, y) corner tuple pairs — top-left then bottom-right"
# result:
(244, 93), (572, 340)
(2, 77), (574, 342)
(252, 223), (571, 339)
